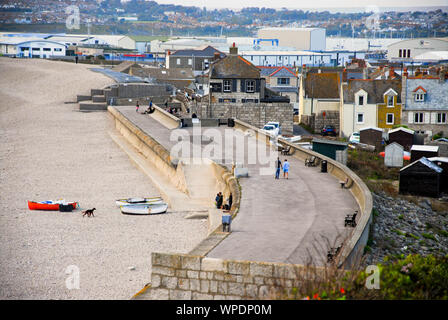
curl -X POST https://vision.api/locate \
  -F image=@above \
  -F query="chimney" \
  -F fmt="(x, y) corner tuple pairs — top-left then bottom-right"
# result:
(403, 67), (408, 78)
(388, 66), (395, 79)
(229, 42), (238, 55)
(214, 52), (220, 61)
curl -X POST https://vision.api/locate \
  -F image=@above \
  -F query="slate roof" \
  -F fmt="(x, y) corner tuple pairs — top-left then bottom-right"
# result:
(170, 45), (225, 58)
(304, 72), (340, 99)
(405, 78), (448, 111)
(343, 79), (402, 104)
(211, 54), (260, 79)
(258, 66), (297, 78)
(400, 156), (443, 173)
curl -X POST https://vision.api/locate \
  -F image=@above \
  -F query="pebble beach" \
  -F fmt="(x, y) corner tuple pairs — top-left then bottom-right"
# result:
(0, 57), (208, 299)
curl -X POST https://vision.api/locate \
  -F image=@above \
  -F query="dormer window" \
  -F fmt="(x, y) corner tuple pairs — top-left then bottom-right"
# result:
(412, 86), (426, 102)
(359, 96), (364, 105)
(415, 93), (425, 102)
(387, 96), (394, 106)
(355, 89), (367, 106)
(383, 88), (398, 107)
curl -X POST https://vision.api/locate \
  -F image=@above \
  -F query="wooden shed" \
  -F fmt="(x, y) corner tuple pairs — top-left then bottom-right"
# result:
(388, 127), (414, 151)
(428, 138), (448, 158)
(359, 127), (384, 151)
(384, 142), (404, 167)
(428, 157), (448, 193)
(312, 138), (348, 160)
(399, 157), (442, 198)
(410, 145), (439, 163)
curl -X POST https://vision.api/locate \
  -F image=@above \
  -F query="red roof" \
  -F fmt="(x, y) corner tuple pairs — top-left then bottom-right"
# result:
(412, 85), (427, 93)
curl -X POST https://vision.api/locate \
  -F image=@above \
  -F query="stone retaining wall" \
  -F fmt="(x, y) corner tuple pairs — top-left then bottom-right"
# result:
(231, 119), (372, 268)
(108, 106), (187, 194)
(144, 252), (314, 300)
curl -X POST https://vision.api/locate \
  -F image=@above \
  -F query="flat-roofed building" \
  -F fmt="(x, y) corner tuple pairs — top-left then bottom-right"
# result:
(257, 27), (326, 51)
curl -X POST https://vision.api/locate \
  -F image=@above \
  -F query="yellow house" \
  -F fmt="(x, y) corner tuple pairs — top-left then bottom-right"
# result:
(377, 87), (402, 130)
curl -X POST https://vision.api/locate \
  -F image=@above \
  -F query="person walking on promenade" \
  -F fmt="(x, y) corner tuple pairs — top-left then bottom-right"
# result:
(228, 193), (233, 210)
(136, 101), (140, 113)
(275, 157), (282, 179)
(216, 192), (223, 209)
(283, 159), (290, 179)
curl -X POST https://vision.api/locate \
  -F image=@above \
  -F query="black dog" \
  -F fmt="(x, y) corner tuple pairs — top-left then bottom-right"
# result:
(82, 208), (96, 217)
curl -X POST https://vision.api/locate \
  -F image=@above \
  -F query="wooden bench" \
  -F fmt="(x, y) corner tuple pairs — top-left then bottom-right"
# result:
(344, 210), (358, 227)
(281, 145), (291, 155)
(339, 177), (349, 188)
(305, 156), (317, 167)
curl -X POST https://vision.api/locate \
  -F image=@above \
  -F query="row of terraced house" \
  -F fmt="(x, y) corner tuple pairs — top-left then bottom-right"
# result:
(298, 62), (448, 141)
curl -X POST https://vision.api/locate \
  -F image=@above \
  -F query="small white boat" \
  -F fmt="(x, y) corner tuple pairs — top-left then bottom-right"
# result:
(115, 197), (163, 207)
(120, 203), (168, 215)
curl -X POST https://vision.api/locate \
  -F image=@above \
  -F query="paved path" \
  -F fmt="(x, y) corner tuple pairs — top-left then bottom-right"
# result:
(117, 106), (359, 265)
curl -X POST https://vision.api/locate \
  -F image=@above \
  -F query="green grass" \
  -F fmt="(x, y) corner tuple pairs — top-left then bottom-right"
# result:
(406, 233), (420, 240)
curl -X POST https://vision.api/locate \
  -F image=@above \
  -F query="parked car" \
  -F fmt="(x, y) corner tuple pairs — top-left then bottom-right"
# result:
(321, 125), (337, 136)
(266, 121), (281, 135)
(349, 132), (360, 144)
(261, 124), (279, 137)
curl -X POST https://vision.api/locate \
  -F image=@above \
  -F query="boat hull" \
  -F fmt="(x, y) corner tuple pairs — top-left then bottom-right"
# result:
(120, 203), (168, 215)
(28, 201), (78, 211)
(115, 197), (163, 207)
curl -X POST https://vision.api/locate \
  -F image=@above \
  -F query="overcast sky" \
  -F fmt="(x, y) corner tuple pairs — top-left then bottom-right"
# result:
(151, 0), (448, 10)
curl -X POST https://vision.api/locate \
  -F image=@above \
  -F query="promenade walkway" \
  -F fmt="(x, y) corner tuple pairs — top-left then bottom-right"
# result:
(116, 106), (359, 265)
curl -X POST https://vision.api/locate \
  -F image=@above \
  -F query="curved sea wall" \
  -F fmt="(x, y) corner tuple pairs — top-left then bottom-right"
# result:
(233, 119), (373, 268)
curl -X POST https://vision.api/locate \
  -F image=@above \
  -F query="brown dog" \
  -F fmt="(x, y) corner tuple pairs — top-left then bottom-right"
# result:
(82, 208), (96, 217)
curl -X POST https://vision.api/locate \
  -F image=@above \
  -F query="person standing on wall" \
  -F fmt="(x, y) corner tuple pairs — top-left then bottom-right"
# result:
(136, 101), (140, 113)
(283, 159), (290, 179)
(275, 157), (282, 179)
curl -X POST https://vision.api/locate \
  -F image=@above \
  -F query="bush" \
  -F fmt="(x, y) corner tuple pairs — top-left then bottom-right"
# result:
(352, 254), (448, 299)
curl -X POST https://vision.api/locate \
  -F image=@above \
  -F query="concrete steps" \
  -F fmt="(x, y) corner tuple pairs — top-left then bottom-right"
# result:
(91, 88), (104, 96)
(92, 95), (106, 103)
(79, 101), (108, 111)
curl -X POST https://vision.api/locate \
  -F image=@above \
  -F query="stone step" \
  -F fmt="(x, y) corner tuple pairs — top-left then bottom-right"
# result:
(92, 95), (106, 102)
(79, 101), (107, 111)
(77, 95), (92, 102)
(91, 88), (104, 96)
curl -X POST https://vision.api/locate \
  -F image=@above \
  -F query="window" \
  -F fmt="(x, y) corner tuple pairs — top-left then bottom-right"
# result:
(387, 96), (394, 106)
(43, 48), (51, 51)
(277, 78), (290, 85)
(415, 93), (425, 102)
(437, 113), (447, 124)
(223, 80), (231, 92)
(357, 113), (364, 124)
(358, 96), (364, 106)
(54, 48), (62, 52)
(399, 49), (402, 58)
(407, 49), (411, 58)
(414, 112), (424, 123)
(32, 47), (40, 51)
(246, 80), (255, 93)
(210, 83), (222, 92)
(386, 113), (394, 125)
(176, 58), (181, 65)
(188, 58), (192, 65)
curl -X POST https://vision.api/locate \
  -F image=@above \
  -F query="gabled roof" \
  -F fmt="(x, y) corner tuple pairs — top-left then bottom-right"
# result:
(170, 45), (225, 58)
(270, 66), (297, 77)
(412, 85), (427, 93)
(211, 54), (260, 79)
(388, 127), (415, 135)
(384, 88), (398, 96)
(304, 72), (340, 99)
(400, 156), (443, 173)
(360, 126), (383, 132)
(343, 79), (402, 104)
